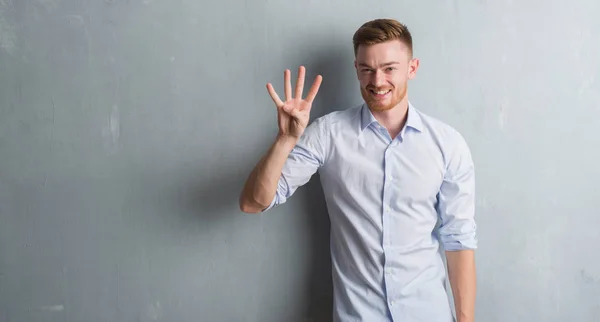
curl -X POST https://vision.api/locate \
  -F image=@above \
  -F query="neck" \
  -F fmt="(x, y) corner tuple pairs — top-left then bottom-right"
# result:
(370, 97), (409, 139)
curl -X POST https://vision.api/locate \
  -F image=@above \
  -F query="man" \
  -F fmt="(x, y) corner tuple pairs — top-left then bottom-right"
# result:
(239, 18), (477, 322)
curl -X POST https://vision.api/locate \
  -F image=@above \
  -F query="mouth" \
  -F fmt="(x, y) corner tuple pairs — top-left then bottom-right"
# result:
(368, 89), (392, 99)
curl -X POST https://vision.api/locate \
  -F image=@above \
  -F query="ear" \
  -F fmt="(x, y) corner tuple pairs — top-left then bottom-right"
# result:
(354, 60), (359, 78)
(407, 58), (420, 80)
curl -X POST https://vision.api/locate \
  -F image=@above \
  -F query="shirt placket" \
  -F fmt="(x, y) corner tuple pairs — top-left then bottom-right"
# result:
(381, 133), (401, 315)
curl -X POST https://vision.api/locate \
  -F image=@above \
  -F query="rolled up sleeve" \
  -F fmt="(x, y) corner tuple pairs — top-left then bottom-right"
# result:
(262, 117), (329, 212)
(436, 132), (477, 251)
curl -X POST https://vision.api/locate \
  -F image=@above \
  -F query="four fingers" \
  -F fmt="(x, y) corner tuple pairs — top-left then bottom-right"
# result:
(267, 66), (322, 107)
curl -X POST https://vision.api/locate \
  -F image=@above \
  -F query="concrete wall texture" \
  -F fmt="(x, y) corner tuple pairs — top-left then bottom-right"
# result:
(1, 0), (599, 321)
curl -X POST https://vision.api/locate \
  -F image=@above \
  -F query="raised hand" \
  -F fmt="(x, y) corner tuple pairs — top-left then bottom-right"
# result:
(267, 66), (323, 139)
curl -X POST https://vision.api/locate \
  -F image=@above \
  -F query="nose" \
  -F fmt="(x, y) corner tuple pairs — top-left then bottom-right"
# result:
(371, 69), (385, 87)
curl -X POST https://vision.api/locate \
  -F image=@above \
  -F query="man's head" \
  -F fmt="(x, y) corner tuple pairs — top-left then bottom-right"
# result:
(353, 19), (419, 112)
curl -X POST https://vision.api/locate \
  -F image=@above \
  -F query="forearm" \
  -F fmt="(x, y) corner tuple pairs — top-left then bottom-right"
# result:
(239, 135), (297, 213)
(446, 250), (476, 322)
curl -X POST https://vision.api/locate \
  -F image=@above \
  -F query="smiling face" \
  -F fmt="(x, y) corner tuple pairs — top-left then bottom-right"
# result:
(355, 40), (419, 112)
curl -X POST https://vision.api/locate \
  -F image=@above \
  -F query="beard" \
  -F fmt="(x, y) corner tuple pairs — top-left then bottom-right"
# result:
(360, 84), (407, 112)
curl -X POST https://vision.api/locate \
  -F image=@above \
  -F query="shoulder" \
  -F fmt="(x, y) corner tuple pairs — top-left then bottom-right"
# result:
(297, 105), (361, 162)
(304, 104), (362, 135)
(413, 107), (473, 168)
(417, 109), (461, 139)
(416, 108), (470, 149)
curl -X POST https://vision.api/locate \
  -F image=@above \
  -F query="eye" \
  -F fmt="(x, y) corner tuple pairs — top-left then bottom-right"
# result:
(385, 67), (395, 72)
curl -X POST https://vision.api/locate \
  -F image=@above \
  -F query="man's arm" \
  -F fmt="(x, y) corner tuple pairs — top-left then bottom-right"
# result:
(446, 250), (476, 322)
(239, 66), (323, 213)
(436, 130), (477, 322)
(239, 135), (297, 213)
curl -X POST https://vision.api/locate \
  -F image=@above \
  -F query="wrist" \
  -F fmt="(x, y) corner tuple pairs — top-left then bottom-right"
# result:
(275, 134), (298, 151)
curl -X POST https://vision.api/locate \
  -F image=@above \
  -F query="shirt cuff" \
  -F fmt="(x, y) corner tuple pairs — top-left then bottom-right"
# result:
(441, 230), (478, 251)
(261, 194), (278, 212)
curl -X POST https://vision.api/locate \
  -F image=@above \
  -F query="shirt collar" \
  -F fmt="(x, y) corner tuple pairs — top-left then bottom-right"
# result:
(360, 102), (423, 133)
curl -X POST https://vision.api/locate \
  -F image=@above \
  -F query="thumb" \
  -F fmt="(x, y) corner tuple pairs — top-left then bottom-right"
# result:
(285, 106), (303, 119)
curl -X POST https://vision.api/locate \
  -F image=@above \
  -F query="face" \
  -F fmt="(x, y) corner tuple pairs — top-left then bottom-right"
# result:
(354, 40), (419, 112)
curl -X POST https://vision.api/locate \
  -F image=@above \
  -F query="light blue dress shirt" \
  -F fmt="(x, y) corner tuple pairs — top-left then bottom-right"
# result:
(265, 102), (477, 322)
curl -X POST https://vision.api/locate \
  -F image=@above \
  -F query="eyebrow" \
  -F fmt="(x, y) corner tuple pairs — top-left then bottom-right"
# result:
(358, 62), (401, 68)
